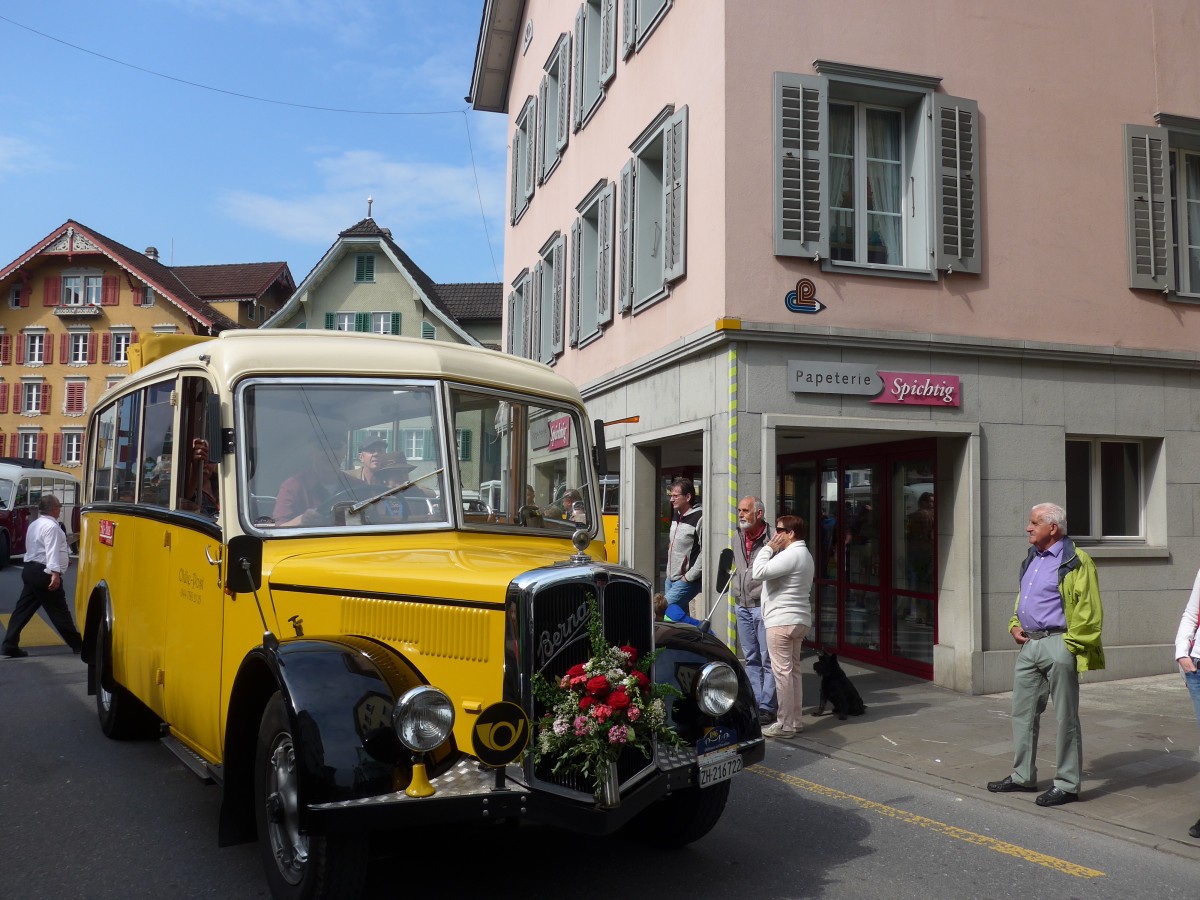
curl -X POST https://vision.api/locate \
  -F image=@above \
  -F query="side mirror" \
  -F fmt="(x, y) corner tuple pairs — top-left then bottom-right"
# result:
(715, 547), (734, 594)
(226, 534), (263, 593)
(592, 418), (608, 477)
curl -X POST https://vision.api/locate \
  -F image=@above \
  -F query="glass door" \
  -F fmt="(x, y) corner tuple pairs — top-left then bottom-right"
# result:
(842, 460), (882, 654)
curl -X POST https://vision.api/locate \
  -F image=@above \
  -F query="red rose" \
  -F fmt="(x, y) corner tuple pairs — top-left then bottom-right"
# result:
(606, 688), (631, 710)
(629, 670), (650, 692)
(579, 695), (595, 711)
(621, 646), (639, 665)
(586, 675), (611, 696)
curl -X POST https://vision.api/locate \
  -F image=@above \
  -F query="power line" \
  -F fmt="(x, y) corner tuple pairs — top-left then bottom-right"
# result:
(461, 112), (502, 283)
(0, 13), (462, 116)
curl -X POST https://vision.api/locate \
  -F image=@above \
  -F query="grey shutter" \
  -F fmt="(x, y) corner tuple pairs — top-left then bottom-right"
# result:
(537, 75), (550, 182)
(621, 0), (635, 58)
(598, 182), (615, 326)
(618, 159), (634, 312)
(551, 237), (566, 355)
(663, 105), (688, 283)
(570, 217), (582, 346)
(324, 312), (335, 330)
(934, 94), (982, 275)
(506, 291), (516, 353)
(556, 35), (571, 153)
(390, 312), (401, 335)
(600, 0), (617, 85)
(774, 72), (828, 259)
(532, 260), (545, 362)
(523, 98), (537, 203)
(510, 131), (520, 223)
(573, 5), (585, 131)
(1124, 124), (1175, 292)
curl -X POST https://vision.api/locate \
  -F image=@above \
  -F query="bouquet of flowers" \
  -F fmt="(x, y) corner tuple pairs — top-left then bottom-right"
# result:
(531, 596), (682, 797)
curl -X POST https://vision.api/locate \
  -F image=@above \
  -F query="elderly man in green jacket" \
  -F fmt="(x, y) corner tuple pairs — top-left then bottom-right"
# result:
(987, 502), (1104, 808)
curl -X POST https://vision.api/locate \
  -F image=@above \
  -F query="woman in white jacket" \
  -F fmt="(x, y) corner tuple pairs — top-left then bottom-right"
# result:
(751, 514), (815, 738)
(1174, 567), (1200, 839)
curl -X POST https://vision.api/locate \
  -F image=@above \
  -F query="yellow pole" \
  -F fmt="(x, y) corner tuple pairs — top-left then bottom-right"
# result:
(727, 342), (738, 652)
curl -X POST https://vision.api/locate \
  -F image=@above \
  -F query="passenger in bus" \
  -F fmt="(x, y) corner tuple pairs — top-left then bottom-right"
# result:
(353, 439), (389, 485)
(184, 438), (219, 517)
(271, 433), (350, 527)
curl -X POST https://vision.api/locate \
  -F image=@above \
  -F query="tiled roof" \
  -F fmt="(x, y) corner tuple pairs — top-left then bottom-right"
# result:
(172, 262), (294, 301)
(436, 282), (502, 321)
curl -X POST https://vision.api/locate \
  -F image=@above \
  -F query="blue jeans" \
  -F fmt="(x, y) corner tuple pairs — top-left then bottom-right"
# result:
(736, 604), (776, 715)
(1184, 669), (1200, 726)
(664, 576), (701, 613)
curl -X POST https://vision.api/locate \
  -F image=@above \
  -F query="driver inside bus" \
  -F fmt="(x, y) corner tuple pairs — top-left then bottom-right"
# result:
(271, 432), (350, 527)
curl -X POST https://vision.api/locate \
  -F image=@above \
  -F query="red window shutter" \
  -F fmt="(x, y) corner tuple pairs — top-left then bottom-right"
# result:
(101, 333), (112, 364)
(130, 331), (139, 345)
(44, 336), (54, 365)
(60, 334), (69, 363)
(88, 333), (97, 364)
(15, 335), (24, 366)
(0, 335), (9, 365)
(36, 432), (46, 461)
(0, 385), (8, 414)
(101, 276), (120, 306)
(8, 434), (17, 456)
(40, 383), (50, 413)
(43, 275), (61, 307)
(19, 284), (29, 308)
(52, 433), (62, 465)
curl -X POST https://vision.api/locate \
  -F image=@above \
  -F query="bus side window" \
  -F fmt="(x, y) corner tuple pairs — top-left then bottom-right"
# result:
(176, 377), (219, 517)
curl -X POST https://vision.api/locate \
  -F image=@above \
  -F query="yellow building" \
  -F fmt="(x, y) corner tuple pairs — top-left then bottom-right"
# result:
(0, 220), (293, 473)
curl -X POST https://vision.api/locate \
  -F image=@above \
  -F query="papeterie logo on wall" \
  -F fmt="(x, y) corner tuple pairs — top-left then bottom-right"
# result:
(787, 361), (960, 407)
(785, 279), (825, 314)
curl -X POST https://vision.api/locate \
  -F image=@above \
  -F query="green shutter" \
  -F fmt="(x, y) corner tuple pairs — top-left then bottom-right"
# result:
(324, 312), (335, 330)
(390, 312), (401, 335)
(422, 321), (435, 340)
(458, 428), (472, 461)
(355, 312), (369, 332)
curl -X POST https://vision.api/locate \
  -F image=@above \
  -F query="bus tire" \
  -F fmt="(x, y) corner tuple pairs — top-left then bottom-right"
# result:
(254, 692), (368, 900)
(626, 780), (731, 848)
(95, 617), (158, 740)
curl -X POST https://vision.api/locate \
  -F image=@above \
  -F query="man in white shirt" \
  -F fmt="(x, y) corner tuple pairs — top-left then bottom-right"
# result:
(2, 495), (82, 658)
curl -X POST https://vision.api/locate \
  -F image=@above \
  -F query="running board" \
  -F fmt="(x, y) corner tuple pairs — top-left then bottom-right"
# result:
(161, 735), (218, 784)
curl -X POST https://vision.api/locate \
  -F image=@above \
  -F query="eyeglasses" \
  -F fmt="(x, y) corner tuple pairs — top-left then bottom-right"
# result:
(669, 492), (684, 499)
(775, 526), (788, 533)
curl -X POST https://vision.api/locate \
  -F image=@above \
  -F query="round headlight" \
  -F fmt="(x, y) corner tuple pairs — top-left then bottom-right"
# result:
(392, 686), (455, 752)
(696, 662), (739, 716)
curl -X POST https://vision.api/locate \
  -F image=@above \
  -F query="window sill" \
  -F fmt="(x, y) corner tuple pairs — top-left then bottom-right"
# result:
(1078, 544), (1168, 559)
(822, 260), (937, 282)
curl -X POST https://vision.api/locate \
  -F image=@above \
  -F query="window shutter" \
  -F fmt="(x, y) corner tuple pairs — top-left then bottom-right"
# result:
(355, 312), (369, 332)
(538, 73), (550, 181)
(621, 0), (635, 58)
(600, 0), (617, 85)
(88, 333), (98, 363)
(60, 334), (69, 363)
(556, 35), (571, 153)
(1124, 124), (1174, 292)
(573, 6), (585, 131)
(130, 331), (139, 346)
(598, 182), (615, 326)
(511, 131), (521, 223)
(36, 432), (46, 461)
(8, 434), (16, 456)
(552, 237), (566, 356)
(934, 94), (982, 275)
(40, 384), (50, 413)
(19, 284), (29, 307)
(0, 335), (8, 365)
(0, 385), (7, 414)
(101, 275), (120, 306)
(458, 428), (472, 461)
(324, 312), (335, 330)
(52, 433), (62, 465)
(663, 105), (688, 284)
(43, 275), (61, 307)
(15, 335), (24, 366)
(133, 284), (143, 306)
(532, 260), (545, 362)
(389, 312), (401, 334)
(43, 336), (54, 365)
(774, 72), (828, 259)
(101, 333), (112, 364)
(524, 97), (538, 202)
(570, 218), (582, 347)
(618, 159), (635, 312)
(507, 291), (517, 353)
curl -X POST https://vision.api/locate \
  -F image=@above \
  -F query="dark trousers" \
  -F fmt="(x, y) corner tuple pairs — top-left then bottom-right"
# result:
(2, 562), (83, 653)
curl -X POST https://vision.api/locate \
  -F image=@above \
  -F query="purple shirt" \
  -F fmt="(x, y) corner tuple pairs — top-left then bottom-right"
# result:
(1017, 539), (1067, 631)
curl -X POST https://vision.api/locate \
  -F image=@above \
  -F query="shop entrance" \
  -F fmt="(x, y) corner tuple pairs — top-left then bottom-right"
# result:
(777, 439), (935, 678)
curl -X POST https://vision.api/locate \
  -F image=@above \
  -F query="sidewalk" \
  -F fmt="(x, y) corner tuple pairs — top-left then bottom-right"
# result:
(777, 655), (1200, 861)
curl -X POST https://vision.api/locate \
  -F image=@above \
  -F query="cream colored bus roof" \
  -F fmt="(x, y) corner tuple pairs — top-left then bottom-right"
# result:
(121, 330), (584, 403)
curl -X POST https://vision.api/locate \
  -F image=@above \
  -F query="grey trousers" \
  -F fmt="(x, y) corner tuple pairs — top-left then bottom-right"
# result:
(1009, 633), (1082, 793)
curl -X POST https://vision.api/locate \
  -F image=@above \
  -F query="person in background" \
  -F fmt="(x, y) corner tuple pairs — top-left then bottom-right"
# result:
(664, 477), (703, 613)
(1173, 567), (1200, 839)
(354, 439), (389, 485)
(654, 592), (701, 627)
(752, 514), (814, 739)
(2, 495), (83, 658)
(987, 502), (1104, 807)
(272, 433), (350, 527)
(732, 495), (776, 726)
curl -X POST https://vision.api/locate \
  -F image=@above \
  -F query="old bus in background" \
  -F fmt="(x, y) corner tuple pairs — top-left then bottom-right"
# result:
(0, 459), (80, 565)
(73, 331), (763, 899)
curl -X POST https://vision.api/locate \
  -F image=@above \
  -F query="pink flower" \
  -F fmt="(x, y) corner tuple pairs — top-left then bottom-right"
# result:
(573, 716), (590, 736)
(608, 725), (629, 744)
(590, 703), (613, 723)
(627, 706), (641, 722)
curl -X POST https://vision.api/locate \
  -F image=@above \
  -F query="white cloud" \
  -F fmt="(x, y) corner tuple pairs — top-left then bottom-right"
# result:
(0, 135), (50, 178)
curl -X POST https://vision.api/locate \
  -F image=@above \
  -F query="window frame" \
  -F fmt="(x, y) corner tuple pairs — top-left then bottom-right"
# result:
(538, 33), (571, 183)
(24, 331), (45, 365)
(511, 96), (538, 224)
(621, 0), (671, 59)
(110, 330), (133, 365)
(532, 232), (566, 365)
(571, 179), (615, 346)
(69, 331), (91, 365)
(61, 430), (84, 467)
(507, 269), (533, 357)
(573, 0), (616, 131)
(1065, 436), (1154, 543)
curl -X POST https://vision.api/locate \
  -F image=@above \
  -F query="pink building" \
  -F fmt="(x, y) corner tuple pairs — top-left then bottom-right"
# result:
(470, 0), (1200, 692)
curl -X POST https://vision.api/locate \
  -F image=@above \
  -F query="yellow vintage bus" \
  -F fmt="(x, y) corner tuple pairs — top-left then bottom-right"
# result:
(75, 331), (763, 899)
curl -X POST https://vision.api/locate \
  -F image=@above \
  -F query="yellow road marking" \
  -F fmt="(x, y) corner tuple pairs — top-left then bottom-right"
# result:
(0, 612), (67, 647)
(749, 765), (1105, 879)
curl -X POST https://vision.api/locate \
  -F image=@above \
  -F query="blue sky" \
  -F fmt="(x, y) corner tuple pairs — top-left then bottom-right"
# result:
(0, 1), (507, 286)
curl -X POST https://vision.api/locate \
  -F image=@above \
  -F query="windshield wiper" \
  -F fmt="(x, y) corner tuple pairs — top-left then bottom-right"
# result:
(348, 468), (445, 515)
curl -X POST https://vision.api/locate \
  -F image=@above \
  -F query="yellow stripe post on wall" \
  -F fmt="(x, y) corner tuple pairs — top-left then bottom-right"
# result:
(726, 342), (738, 652)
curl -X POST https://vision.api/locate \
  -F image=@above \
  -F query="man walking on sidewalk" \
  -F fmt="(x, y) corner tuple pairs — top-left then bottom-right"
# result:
(987, 502), (1104, 807)
(2, 495), (83, 658)
(732, 495), (776, 725)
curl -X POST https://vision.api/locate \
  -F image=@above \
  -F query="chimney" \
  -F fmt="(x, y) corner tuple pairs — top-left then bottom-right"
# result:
(145, 246), (159, 261)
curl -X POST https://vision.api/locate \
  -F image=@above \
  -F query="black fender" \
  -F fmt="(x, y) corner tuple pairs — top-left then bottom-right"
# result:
(78, 581), (112, 691)
(652, 621), (762, 747)
(218, 635), (451, 847)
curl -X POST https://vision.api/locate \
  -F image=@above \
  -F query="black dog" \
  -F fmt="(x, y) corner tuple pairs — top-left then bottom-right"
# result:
(812, 651), (866, 720)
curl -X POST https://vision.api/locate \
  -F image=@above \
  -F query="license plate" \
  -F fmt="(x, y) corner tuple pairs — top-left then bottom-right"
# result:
(697, 750), (743, 788)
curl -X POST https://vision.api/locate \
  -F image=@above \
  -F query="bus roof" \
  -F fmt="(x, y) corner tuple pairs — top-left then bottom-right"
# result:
(115, 330), (585, 404)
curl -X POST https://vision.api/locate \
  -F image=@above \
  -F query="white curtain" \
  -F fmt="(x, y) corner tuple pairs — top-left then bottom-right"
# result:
(866, 109), (902, 265)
